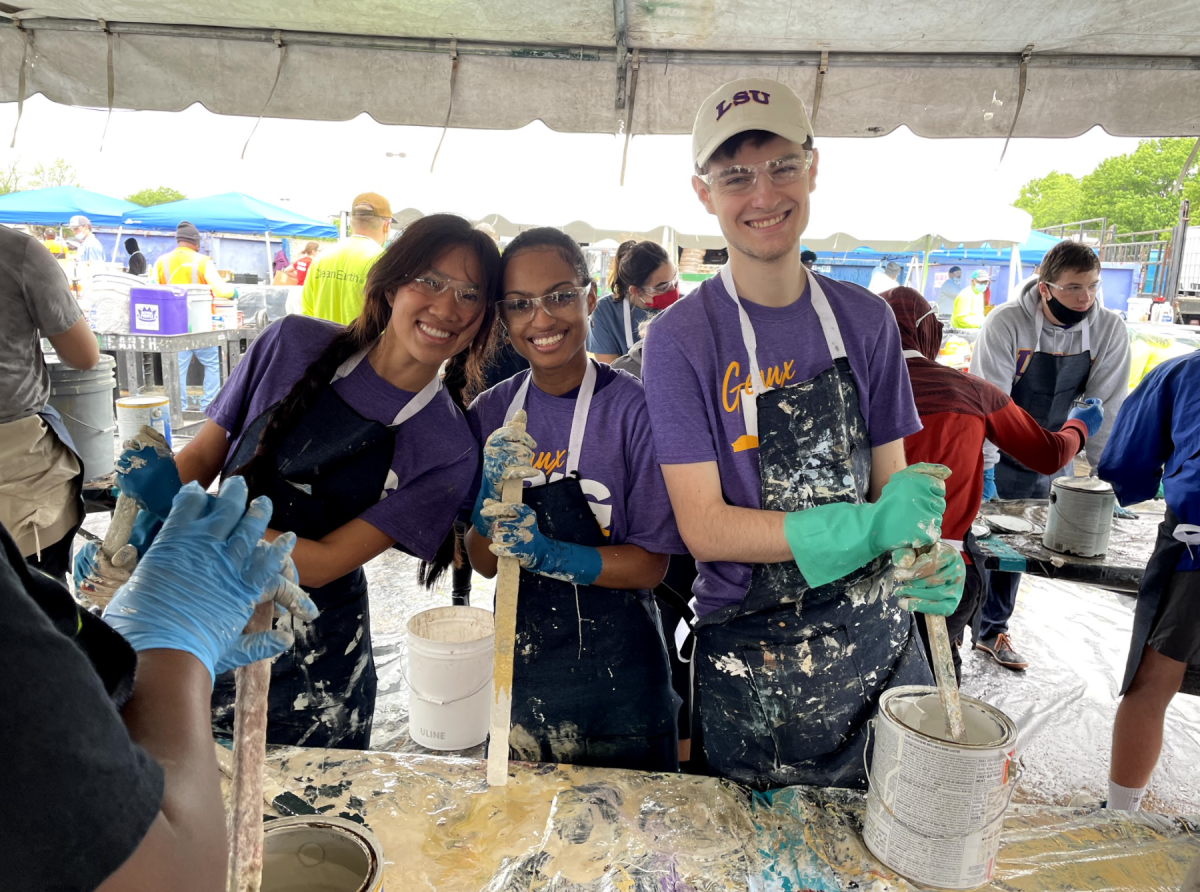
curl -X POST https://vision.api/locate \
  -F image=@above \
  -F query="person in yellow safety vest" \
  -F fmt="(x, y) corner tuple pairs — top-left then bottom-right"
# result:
(951, 269), (990, 329)
(154, 220), (236, 413)
(42, 229), (65, 257)
(301, 192), (390, 325)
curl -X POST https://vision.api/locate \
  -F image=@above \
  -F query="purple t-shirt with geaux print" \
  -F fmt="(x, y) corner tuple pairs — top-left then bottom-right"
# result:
(641, 273), (921, 617)
(207, 314), (479, 561)
(467, 362), (687, 557)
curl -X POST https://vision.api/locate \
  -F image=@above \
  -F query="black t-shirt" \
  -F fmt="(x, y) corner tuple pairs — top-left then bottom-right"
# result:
(0, 526), (164, 891)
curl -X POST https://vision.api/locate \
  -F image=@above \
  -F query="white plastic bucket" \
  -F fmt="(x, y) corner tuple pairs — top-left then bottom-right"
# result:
(185, 286), (215, 333)
(116, 395), (172, 448)
(261, 816), (384, 892)
(863, 685), (1020, 890)
(406, 606), (494, 751)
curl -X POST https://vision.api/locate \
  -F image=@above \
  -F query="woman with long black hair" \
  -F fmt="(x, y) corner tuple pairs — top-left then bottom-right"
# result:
(107, 213), (501, 748)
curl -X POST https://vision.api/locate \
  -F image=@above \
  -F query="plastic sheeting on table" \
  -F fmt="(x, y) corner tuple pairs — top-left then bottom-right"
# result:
(222, 746), (1200, 891)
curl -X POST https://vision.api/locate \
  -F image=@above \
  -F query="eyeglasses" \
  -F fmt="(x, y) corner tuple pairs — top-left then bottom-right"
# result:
(410, 273), (485, 316)
(638, 278), (679, 297)
(699, 151), (813, 196)
(498, 285), (589, 324)
(1046, 281), (1102, 298)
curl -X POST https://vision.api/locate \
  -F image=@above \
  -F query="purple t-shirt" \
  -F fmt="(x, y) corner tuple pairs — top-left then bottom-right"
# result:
(208, 314), (478, 562)
(467, 362), (686, 557)
(641, 272), (920, 617)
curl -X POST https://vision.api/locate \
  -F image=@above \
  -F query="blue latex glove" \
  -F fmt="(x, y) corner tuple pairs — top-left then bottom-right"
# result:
(73, 510), (164, 603)
(103, 477), (319, 685)
(481, 500), (602, 585)
(1067, 397), (1104, 438)
(892, 543), (966, 616)
(981, 466), (997, 502)
(115, 437), (183, 519)
(471, 422), (538, 538)
(1113, 504), (1138, 520)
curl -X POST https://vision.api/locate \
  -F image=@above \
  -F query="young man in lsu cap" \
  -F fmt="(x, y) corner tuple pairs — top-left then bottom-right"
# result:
(301, 192), (391, 325)
(641, 78), (964, 790)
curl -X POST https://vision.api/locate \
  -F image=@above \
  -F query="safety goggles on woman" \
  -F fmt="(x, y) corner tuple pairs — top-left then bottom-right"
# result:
(498, 285), (590, 325)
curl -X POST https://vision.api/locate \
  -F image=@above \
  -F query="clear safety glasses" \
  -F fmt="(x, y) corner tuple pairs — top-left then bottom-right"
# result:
(699, 151), (814, 196)
(498, 285), (589, 325)
(639, 277), (679, 296)
(1046, 281), (1102, 299)
(410, 273), (485, 318)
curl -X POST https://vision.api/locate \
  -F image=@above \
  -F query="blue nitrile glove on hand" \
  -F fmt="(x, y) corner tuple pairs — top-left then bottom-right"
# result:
(981, 466), (997, 502)
(892, 543), (966, 616)
(481, 500), (602, 585)
(1114, 504), (1138, 520)
(103, 477), (319, 685)
(471, 422), (539, 538)
(1068, 397), (1104, 438)
(115, 437), (183, 519)
(73, 510), (164, 605)
(782, 463), (949, 589)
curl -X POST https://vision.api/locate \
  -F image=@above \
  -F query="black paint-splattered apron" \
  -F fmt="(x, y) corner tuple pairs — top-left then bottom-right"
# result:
(694, 268), (932, 791)
(496, 362), (679, 771)
(995, 320), (1091, 499)
(213, 344), (441, 749)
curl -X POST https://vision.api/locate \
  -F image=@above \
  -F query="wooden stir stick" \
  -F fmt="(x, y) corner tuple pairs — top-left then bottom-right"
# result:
(911, 542), (967, 744)
(487, 410), (528, 787)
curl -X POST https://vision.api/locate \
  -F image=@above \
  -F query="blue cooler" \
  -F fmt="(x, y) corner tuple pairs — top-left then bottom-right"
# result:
(130, 285), (189, 334)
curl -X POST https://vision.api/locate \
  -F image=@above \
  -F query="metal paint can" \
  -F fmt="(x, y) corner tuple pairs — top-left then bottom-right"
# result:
(1042, 475), (1116, 557)
(261, 816), (384, 892)
(116, 395), (172, 448)
(863, 686), (1019, 890)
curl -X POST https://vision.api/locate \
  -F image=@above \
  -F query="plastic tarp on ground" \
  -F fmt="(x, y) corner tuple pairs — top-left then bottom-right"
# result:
(0, 186), (138, 225)
(1, 2), (1199, 138)
(121, 192), (336, 238)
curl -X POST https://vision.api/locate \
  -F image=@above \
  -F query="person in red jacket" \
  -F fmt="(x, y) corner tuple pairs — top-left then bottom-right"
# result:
(882, 287), (1103, 682)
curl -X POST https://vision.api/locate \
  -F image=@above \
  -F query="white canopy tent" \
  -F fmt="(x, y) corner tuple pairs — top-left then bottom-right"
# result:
(1, 1), (1198, 139)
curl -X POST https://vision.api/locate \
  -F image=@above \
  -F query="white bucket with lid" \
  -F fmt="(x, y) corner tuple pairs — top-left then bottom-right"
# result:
(261, 815), (384, 892)
(1042, 475), (1116, 557)
(406, 606), (494, 751)
(863, 685), (1020, 890)
(116, 395), (172, 448)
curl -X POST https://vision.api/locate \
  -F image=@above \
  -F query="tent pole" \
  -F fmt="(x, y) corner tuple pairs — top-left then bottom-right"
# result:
(265, 231), (273, 284)
(111, 224), (123, 263)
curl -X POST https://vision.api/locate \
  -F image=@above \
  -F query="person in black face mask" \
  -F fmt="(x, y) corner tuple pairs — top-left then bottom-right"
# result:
(967, 240), (1131, 674)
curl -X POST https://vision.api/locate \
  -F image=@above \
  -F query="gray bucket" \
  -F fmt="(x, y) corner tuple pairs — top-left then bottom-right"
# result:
(46, 355), (117, 481)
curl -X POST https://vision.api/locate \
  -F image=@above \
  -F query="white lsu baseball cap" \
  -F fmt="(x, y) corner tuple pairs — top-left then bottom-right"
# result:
(691, 77), (815, 171)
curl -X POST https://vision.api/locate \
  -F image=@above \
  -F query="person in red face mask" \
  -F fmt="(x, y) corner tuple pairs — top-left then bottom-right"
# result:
(588, 239), (680, 363)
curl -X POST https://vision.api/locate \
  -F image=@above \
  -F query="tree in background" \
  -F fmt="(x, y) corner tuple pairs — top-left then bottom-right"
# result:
(126, 186), (186, 207)
(1014, 171), (1083, 228)
(1078, 138), (1200, 234)
(0, 160), (21, 195)
(28, 159), (79, 189)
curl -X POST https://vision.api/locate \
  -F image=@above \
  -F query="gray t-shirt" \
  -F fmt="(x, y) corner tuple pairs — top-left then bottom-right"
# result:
(0, 227), (81, 423)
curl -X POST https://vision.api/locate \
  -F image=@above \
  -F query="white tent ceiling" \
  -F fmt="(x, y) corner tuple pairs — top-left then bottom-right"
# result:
(1, 1), (1198, 137)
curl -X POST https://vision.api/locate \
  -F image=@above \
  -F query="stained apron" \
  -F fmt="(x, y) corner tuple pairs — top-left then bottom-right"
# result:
(212, 344), (441, 748)
(995, 320), (1092, 499)
(694, 267), (932, 791)
(497, 362), (679, 771)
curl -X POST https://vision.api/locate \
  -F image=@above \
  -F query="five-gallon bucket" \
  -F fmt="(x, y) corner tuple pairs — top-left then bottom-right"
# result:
(46, 354), (116, 481)
(261, 816), (384, 892)
(116, 395), (172, 448)
(863, 686), (1019, 890)
(406, 606), (494, 751)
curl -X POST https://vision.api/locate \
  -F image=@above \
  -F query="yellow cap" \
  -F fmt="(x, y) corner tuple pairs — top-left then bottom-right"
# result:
(351, 192), (392, 220)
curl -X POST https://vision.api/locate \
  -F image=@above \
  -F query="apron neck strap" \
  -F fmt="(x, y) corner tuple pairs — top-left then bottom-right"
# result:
(504, 359), (597, 477)
(623, 299), (635, 352)
(1037, 314), (1090, 354)
(330, 339), (443, 427)
(902, 349), (925, 360)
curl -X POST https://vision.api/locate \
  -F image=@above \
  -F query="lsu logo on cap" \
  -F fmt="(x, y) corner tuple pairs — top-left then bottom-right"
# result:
(715, 89), (771, 121)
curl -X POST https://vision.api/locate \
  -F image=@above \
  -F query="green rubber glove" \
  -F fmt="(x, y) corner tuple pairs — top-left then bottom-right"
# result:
(892, 543), (965, 616)
(782, 463), (949, 588)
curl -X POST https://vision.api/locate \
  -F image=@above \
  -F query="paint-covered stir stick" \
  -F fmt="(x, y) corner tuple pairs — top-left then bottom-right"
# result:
(925, 612), (967, 744)
(102, 425), (170, 559)
(487, 410), (529, 787)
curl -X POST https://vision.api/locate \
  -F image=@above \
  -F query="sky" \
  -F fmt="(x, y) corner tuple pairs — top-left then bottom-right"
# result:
(0, 94), (1149, 232)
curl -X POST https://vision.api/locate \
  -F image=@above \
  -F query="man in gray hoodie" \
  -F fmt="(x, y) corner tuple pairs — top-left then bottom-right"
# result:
(969, 241), (1131, 670)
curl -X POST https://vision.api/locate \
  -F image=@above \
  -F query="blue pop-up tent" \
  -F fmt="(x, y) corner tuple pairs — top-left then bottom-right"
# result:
(0, 186), (139, 226)
(122, 192), (336, 239)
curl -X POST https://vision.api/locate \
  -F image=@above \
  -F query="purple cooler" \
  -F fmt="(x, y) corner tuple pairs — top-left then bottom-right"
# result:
(129, 285), (188, 334)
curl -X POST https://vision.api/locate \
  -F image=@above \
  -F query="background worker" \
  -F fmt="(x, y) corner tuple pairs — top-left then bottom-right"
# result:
(642, 78), (962, 790)
(0, 226), (99, 581)
(70, 215), (106, 262)
(289, 240), (320, 286)
(867, 259), (902, 295)
(1098, 351), (1200, 812)
(937, 266), (963, 316)
(951, 269), (990, 329)
(969, 241), (1130, 671)
(155, 220), (236, 413)
(883, 287), (1103, 682)
(800, 249), (817, 270)
(42, 228), (65, 257)
(587, 239), (679, 363)
(301, 192), (391, 324)
(4, 477), (316, 892)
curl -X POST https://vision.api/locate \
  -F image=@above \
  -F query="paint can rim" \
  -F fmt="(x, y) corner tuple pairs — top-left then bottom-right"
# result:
(881, 685), (1017, 749)
(262, 815), (384, 892)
